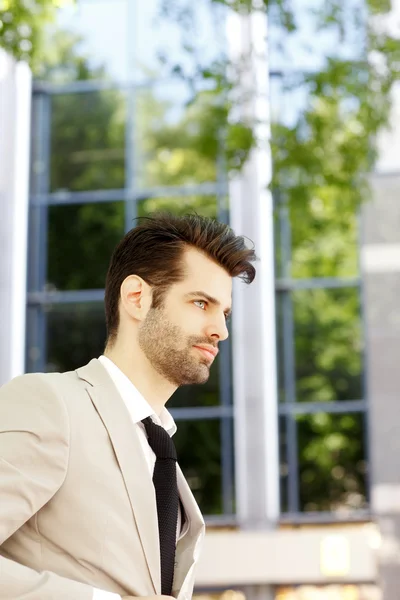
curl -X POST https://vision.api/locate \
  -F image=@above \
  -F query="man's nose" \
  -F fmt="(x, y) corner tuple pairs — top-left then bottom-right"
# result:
(205, 317), (229, 342)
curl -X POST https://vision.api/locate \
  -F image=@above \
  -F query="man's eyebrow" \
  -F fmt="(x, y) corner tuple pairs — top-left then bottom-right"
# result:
(184, 291), (232, 315)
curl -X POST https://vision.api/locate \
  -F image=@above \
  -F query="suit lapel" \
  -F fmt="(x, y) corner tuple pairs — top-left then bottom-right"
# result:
(174, 465), (205, 594)
(76, 359), (161, 594)
(177, 466), (204, 536)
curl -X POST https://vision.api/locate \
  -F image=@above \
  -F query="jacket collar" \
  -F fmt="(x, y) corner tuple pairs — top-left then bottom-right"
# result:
(76, 358), (161, 593)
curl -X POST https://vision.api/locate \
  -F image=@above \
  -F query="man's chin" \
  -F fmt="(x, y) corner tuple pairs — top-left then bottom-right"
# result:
(177, 366), (210, 386)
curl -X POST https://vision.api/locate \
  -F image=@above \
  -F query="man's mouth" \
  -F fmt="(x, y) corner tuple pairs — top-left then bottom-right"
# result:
(193, 345), (218, 362)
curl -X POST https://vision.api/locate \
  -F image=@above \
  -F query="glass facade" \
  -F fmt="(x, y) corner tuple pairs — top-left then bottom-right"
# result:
(27, 0), (233, 520)
(26, 0), (368, 521)
(268, 0), (368, 520)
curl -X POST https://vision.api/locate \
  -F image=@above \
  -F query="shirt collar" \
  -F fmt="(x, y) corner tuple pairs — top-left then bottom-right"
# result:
(98, 355), (176, 436)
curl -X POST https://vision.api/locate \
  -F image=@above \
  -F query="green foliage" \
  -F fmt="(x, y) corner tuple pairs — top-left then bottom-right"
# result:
(139, 89), (255, 186)
(34, 28), (97, 81)
(50, 89), (126, 192)
(297, 412), (366, 512)
(293, 288), (362, 403)
(47, 202), (125, 291)
(0, 0), (72, 67)
(368, 0), (391, 13)
(160, 0), (295, 30)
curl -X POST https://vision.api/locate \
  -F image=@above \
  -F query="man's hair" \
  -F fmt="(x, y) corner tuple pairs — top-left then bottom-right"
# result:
(104, 213), (256, 344)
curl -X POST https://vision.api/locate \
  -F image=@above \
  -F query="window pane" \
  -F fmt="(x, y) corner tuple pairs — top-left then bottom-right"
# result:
(26, 306), (45, 374)
(135, 83), (220, 189)
(132, 2), (226, 84)
(277, 287), (363, 403)
(137, 194), (218, 219)
(274, 199), (359, 280)
(297, 412), (367, 512)
(292, 207), (358, 279)
(279, 416), (289, 513)
(30, 95), (48, 197)
(45, 0), (130, 83)
(220, 415), (235, 515)
(47, 201), (125, 291)
(173, 419), (222, 515)
(276, 291), (292, 404)
(46, 303), (106, 372)
(50, 91), (126, 192)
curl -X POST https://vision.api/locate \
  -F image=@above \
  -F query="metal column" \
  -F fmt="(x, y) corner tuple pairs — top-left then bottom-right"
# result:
(227, 5), (279, 600)
(0, 51), (32, 385)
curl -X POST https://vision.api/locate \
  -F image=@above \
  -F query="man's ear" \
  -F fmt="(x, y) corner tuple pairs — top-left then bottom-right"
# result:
(120, 275), (152, 322)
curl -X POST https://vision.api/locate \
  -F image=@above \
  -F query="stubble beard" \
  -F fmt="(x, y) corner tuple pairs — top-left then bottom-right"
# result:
(138, 306), (211, 387)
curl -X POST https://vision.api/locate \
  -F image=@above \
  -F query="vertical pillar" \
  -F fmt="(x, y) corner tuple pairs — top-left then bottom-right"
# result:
(0, 51), (32, 385)
(362, 168), (400, 600)
(355, 3), (400, 596)
(227, 5), (279, 600)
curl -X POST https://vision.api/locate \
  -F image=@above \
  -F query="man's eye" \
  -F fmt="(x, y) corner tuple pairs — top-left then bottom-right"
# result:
(194, 300), (207, 310)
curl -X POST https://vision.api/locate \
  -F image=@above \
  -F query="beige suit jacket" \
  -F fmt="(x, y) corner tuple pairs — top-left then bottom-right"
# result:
(0, 359), (205, 600)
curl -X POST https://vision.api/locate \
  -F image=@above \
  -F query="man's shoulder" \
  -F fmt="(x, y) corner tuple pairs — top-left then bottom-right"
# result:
(0, 364), (98, 431)
(0, 362), (90, 397)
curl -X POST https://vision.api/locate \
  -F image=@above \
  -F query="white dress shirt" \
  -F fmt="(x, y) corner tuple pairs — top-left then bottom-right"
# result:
(93, 355), (187, 600)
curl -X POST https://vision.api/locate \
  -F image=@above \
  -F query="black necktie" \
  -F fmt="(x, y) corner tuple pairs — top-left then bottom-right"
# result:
(142, 417), (179, 596)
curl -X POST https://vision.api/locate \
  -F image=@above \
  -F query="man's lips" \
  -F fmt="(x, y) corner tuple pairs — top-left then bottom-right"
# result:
(193, 345), (218, 361)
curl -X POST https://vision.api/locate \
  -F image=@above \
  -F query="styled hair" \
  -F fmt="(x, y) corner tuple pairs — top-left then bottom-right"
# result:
(104, 213), (256, 344)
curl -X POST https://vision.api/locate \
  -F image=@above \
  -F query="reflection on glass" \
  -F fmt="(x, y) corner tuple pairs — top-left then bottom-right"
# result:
(276, 289), (287, 404)
(47, 202), (125, 291)
(50, 91), (126, 192)
(53, 0), (130, 82)
(135, 83), (219, 189)
(46, 303), (106, 372)
(290, 202), (358, 279)
(297, 412), (367, 512)
(135, 2), (226, 83)
(282, 287), (362, 403)
(137, 195), (218, 219)
(26, 306), (44, 374)
(173, 419), (222, 515)
(273, 195), (358, 280)
(221, 415), (235, 515)
(279, 416), (288, 513)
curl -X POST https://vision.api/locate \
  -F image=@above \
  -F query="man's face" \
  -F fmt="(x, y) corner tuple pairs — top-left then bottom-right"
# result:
(138, 247), (232, 387)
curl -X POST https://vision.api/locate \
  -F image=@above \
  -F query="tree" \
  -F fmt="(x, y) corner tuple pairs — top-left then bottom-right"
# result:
(0, 0), (72, 68)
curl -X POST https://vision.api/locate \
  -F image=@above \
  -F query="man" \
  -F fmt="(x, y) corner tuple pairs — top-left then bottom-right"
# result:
(0, 213), (256, 600)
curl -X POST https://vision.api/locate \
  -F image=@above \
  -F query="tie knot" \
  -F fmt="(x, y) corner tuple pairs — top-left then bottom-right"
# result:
(142, 417), (177, 461)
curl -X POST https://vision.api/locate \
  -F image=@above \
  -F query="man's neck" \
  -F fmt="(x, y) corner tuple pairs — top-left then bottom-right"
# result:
(103, 344), (176, 416)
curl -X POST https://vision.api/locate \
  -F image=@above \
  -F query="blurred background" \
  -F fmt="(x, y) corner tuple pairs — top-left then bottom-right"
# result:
(1, 0), (400, 598)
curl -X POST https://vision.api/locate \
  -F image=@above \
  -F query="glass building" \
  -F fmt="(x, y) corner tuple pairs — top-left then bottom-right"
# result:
(3, 0), (399, 598)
